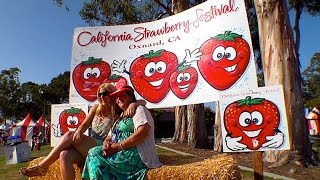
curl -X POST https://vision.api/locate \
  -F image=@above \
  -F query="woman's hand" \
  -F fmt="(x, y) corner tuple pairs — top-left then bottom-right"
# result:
(103, 142), (122, 156)
(72, 130), (82, 145)
(124, 103), (136, 117)
(102, 140), (112, 156)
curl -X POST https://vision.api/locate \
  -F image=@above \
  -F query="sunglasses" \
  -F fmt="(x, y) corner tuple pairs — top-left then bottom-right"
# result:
(98, 91), (110, 97)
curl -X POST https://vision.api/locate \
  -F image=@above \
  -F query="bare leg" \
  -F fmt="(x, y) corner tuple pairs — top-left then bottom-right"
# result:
(39, 131), (96, 168)
(21, 131), (96, 177)
(60, 148), (84, 180)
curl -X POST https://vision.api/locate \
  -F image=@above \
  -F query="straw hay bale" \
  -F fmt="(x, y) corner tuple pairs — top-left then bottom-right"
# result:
(27, 154), (240, 180)
(147, 154), (241, 180)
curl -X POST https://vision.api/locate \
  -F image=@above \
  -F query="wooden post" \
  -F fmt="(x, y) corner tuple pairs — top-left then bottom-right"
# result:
(253, 151), (263, 180)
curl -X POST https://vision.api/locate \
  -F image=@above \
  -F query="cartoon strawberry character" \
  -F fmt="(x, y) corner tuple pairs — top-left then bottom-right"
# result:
(224, 96), (282, 150)
(170, 65), (198, 99)
(59, 107), (86, 134)
(72, 57), (111, 101)
(129, 50), (178, 103)
(198, 31), (251, 90)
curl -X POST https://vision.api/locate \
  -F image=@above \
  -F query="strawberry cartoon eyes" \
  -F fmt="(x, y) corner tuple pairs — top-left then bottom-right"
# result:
(144, 61), (167, 77)
(212, 46), (237, 61)
(239, 111), (263, 127)
(176, 73), (191, 83)
(83, 67), (101, 79)
(67, 116), (79, 126)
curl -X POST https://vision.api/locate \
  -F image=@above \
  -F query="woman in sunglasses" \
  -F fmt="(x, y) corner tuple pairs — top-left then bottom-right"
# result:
(20, 83), (146, 179)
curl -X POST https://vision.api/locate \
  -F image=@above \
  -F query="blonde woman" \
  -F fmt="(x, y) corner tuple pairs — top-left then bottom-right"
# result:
(20, 83), (146, 180)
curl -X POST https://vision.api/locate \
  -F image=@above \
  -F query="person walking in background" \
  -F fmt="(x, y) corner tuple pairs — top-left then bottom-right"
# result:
(20, 83), (146, 180)
(31, 133), (37, 151)
(82, 86), (162, 180)
(37, 131), (43, 151)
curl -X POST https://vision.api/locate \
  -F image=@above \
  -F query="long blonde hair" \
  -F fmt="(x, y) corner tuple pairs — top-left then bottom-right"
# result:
(95, 83), (119, 119)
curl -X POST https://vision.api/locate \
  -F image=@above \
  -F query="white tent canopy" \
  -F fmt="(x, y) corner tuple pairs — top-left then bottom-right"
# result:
(11, 113), (36, 146)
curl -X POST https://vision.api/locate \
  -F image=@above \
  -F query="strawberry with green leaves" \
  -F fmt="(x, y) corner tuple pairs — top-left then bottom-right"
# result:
(224, 96), (283, 150)
(59, 107), (86, 134)
(198, 31), (251, 90)
(129, 49), (178, 103)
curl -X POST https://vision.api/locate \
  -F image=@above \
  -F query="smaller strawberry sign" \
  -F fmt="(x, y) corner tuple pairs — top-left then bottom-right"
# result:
(219, 85), (290, 152)
(51, 103), (89, 147)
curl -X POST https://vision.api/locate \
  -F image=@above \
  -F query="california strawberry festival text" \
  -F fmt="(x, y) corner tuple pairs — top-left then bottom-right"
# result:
(77, 0), (239, 47)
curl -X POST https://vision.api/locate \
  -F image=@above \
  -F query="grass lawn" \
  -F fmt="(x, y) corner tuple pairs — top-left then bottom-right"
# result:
(0, 144), (273, 180)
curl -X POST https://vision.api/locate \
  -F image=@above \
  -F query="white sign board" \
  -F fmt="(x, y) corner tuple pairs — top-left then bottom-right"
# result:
(219, 85), (290, 152)
(69, 0), (257, 108)
(50, 103), (89, 147)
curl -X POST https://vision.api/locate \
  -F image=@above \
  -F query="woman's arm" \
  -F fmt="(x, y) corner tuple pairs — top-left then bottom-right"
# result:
(76, 104), (98, 134)
(113, 123), (150, 151)
(72, 104), (98, 144)
(124, 99), (147, 117)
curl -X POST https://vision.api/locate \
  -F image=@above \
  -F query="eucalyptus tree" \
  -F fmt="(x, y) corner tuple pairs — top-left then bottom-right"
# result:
(288, 0), (320, 54)
(0, 67), (21, 122)
(254, 0), (312, 165)
(302, 53), (320, 108)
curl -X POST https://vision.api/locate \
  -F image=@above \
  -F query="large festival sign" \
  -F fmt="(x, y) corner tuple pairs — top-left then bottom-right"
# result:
(219, 85), (291, 152)
(50, 103), (89, 147)
(69, 0), (258, 108)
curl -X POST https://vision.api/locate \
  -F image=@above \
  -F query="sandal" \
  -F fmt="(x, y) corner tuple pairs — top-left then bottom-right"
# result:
(20, 164), (48, 177)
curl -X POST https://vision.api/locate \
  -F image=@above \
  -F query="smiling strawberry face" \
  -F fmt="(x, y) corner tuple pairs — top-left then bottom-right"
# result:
(72, 57), (111, 101)
(59, 107), (86, 134)
(130, 50), (178, 103)
(170, 65), (198, 99)
(198, 31), (251, 90)
(224, 96), (280, 150)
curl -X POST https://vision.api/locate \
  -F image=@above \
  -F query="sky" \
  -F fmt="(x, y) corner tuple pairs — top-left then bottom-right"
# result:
(1, 1), (320, 85)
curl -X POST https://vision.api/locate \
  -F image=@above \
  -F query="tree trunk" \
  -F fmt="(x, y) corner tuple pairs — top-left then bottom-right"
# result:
(254, 0), (312, 165)
(171, 0), (189, 143)
(187, 104), (208, 148)
(173, 106), (188, 143)
(171, 0), (208, 148)
(214, 102), (222, 152)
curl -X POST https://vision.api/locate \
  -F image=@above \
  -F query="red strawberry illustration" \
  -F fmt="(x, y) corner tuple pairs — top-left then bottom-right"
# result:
(170, 65), (198, 99)
(224, 96), (280, 150)
(72, 57), (111, 101)
(107, 74), (127, 88)
(198, 31), (251, 90)
(130, 50), (178, 103)
(59, 107), (86, 134)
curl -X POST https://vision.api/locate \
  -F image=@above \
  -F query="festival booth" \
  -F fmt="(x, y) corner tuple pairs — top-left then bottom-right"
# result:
(0, 124), (10, 131)
(36, 115), (51, 143)
(11, 113), (37, 146)
(5, 113), (34, 164)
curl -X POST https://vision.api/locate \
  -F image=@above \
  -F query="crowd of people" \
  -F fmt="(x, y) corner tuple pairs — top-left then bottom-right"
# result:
(20, 83), (162, 180)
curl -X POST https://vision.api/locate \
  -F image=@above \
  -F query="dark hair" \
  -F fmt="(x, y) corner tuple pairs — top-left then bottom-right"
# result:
(123, 86), (136, 102)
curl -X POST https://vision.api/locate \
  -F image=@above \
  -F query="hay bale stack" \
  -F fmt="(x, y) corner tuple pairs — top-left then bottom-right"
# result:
(147, 154), (241, 180)
(27, 157), (82, 180)
(27, 154), (240, 180)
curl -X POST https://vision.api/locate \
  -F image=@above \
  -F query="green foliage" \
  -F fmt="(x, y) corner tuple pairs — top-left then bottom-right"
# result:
(79, 0), (164, 26)
(17, 82), (43, 120)
(288, 0), (320, 16)
(46, 71), (70, 104)
(0, 68), (70, 121)
(0, 67), (21, 120)
(302, 53), (320, 108)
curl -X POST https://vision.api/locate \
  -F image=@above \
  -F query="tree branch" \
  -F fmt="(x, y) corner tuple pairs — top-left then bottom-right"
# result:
(153, 0), (173, 16)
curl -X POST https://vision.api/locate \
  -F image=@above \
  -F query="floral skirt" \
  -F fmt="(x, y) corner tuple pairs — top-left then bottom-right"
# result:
(82, 146), (147, 180)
